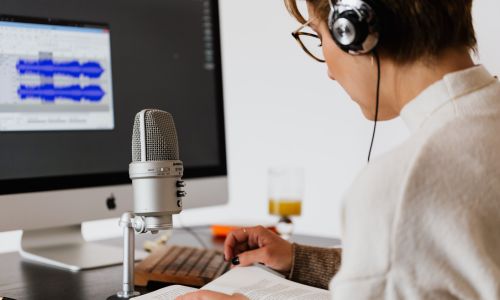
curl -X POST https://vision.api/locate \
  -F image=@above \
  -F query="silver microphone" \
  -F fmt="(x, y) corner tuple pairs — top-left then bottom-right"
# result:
(129, 109), (185, 233)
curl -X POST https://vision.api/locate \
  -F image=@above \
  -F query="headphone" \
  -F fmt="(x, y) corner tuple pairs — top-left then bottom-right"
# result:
(328, 0), (382, 162)
(328, 0), (380, 55)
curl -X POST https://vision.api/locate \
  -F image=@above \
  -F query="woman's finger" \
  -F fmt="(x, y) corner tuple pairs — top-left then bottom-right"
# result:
(234, 243), (249, 256)
(235, 247), (269, 267)
(176, 290), (239, 300)
(224, 227), (250, 260)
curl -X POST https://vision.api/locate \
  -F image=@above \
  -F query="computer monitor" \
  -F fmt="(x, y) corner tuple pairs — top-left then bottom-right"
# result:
(0, 0), (227, 271)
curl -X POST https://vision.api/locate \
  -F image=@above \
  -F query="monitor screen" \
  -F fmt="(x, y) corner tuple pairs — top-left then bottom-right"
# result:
(0, 19), (114, 131)
(0, 0), (226, 194)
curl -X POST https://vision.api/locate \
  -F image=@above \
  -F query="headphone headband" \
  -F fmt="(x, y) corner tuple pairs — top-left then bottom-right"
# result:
(328, 0), (380, 55)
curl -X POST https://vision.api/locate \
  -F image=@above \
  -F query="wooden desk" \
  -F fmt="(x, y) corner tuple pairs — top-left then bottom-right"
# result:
(0, 226), (339, 300)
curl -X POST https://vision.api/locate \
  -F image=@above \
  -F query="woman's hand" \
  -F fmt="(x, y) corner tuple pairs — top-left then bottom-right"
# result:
(176, 291), (247, 300)
(224, 226), (293, 273)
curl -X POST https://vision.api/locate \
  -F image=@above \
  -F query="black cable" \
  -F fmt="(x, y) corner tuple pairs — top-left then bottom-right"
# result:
(367, 50), (381, 163)
(182, 226), (209, 249)
(177, 216), (209, 249)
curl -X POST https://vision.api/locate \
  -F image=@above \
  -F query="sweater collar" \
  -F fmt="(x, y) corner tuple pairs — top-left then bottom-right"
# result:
(400, 65), (494, 132)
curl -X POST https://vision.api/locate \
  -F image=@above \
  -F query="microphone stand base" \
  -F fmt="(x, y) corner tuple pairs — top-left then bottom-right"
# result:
(107, 291), (141, 300)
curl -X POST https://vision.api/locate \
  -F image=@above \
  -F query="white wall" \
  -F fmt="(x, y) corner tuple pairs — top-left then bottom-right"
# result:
(1, 0), (499, 253)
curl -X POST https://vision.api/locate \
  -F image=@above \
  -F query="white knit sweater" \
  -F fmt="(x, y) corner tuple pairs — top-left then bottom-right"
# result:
(330, 65), (500, 299)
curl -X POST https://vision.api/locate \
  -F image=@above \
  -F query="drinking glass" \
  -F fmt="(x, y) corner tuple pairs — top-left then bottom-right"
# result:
(268, 167), (304, 240)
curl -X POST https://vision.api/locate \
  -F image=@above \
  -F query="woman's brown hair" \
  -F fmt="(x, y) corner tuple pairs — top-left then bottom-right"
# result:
(284, 0), (477, 64)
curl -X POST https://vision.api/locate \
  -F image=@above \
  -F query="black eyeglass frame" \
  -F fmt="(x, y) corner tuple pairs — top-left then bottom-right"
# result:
(291, 20), (326, 63)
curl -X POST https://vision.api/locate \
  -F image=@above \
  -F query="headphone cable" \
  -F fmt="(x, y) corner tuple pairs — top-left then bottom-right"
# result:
(367, 50), (381, 163)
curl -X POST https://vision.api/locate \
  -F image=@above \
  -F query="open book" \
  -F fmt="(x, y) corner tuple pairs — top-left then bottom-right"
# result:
(132, 265), (330, 300)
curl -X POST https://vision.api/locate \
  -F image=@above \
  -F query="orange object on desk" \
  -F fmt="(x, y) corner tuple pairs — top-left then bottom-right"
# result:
(210, 224), (277, 238)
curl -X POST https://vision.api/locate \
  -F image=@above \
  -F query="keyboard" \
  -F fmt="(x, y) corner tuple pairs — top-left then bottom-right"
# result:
(135, 245), (230, 287)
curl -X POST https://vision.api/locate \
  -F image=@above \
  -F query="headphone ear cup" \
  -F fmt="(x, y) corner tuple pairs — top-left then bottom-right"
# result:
(328, 0), (379, 55)
(331, 11), (369, 52)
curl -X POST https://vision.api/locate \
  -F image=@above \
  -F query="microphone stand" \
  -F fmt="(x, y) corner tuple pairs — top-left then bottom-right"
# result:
(108, 212), (172, 299)
(107, 212), (142, 300)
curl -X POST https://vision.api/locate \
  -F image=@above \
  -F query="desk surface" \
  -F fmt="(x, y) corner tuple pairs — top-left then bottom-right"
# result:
(0, 226), (339, 300)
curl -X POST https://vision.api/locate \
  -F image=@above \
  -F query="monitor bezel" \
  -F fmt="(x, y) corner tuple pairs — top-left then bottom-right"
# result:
(0, 0), (227, 195)
(0, 14), (109, 30)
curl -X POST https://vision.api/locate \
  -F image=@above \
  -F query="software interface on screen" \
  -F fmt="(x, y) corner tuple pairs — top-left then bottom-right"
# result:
(0, 20), (114, 131)
(0, 0), (225, 190)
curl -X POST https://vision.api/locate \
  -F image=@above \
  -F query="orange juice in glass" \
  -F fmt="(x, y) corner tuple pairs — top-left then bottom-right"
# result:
(268, 199), (302, 216)
(268, 167), (304, 240)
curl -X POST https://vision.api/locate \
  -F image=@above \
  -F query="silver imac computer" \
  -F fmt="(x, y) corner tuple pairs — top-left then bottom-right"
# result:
(0, 0), (228, 271)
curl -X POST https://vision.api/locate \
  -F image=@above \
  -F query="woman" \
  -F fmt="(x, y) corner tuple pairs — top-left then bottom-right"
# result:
(179, 0), (500, 299)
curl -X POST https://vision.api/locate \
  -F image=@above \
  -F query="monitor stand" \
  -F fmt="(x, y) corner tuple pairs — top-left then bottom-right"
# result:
(20, 224), (147, 271)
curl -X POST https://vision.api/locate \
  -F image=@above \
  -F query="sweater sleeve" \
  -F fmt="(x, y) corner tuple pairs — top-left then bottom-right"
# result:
(288, 243), (342, 289)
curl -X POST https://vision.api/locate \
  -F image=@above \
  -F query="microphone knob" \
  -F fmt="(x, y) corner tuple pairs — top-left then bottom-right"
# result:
(177, 191), (187, 197)
(176, 180), (186, 188)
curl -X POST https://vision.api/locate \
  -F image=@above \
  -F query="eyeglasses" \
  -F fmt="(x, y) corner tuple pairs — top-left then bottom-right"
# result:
(291, 20), (325, 63)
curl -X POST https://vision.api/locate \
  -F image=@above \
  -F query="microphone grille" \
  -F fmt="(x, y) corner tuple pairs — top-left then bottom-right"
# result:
(132, 109), (179, 162)
(132, 116), (142, 162)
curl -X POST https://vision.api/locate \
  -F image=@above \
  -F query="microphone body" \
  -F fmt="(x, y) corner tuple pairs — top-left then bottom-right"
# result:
(129, 109), (185, 232)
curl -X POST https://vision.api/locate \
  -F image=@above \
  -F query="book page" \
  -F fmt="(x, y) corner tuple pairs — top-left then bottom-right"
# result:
(131, 285), (197, 299)
(132, 266), (330, 300)
(203, 266), (330, 300)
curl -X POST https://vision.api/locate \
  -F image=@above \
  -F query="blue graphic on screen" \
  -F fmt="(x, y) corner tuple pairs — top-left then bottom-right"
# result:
(18, 84), (105, 102)
(16, 58), (106, 102)
(16, 59), (104, 78)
